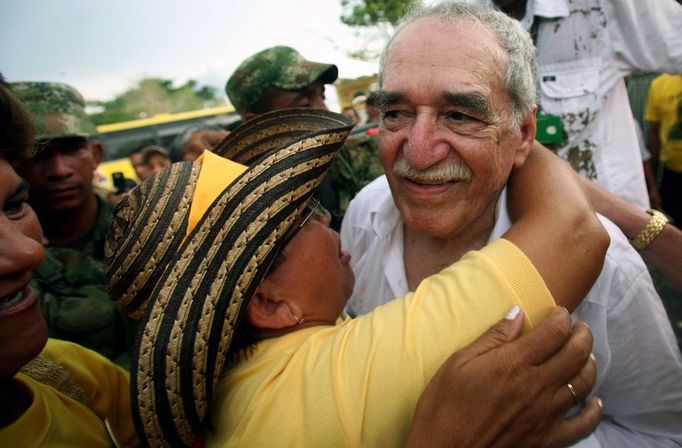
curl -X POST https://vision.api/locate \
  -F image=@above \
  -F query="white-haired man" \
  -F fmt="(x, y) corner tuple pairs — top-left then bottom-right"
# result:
(342, 2), (682, 446)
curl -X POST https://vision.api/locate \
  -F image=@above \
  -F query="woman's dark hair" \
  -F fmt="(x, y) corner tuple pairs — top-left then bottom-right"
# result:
(0, 74), (36, 166)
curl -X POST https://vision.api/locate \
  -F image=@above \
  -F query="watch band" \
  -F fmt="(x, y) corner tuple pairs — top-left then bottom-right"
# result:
(630, 209), (669, 251)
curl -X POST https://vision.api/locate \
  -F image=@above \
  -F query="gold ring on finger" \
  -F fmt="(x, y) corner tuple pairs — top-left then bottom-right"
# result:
(566, 382), (579, 406)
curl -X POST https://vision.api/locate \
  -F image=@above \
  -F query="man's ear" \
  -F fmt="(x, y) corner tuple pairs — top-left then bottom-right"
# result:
(512, 105), (537, 169)
(89, 140), (104, 167)
(246, 283), (302, 330)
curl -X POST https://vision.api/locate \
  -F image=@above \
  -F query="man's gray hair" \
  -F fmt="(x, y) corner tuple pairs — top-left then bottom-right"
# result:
(379, 1), (537, 125)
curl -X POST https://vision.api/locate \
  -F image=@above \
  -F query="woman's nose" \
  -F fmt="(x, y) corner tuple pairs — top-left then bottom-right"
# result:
(0, 219), (45, 278)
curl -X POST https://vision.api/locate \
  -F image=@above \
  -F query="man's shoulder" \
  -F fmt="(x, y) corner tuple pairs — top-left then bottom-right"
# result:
(651, 73), (682, 92)
(344, 176), (390, 223)
(351, 175), (390, 203)
(95, 197), (115, 233)
(586, 215), (655, 298)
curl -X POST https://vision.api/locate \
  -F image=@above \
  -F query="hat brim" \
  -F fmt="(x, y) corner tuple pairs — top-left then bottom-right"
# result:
(272, 62), (339, 91)
(213, 107), (350, 165)
(107, 109), (353, 447)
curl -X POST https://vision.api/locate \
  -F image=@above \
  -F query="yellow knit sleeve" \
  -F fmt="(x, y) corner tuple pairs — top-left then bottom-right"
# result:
(40, 339), (138, 447)
(479, 238), (556, 328)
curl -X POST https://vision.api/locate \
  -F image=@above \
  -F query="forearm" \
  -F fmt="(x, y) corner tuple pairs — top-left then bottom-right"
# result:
(505, 143), (608, 311)
(579, 175), (682, 289)
(643, 224), (682, 289)
(647, 122), (661, 173)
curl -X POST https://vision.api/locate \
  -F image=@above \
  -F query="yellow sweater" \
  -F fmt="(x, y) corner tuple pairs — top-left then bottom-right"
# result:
(0, 339), (137, 447)
(206, 239), (555, 447)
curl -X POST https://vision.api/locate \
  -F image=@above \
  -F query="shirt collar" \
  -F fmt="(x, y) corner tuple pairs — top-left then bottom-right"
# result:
(369, 176), (403, 240)
(489, 187), (512, 242)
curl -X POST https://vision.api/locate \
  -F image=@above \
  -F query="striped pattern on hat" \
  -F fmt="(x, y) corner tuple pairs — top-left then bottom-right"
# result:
(213, 107), (351, 165)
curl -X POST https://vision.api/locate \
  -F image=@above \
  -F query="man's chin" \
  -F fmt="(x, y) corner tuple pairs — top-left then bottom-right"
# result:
(34, 199), (86, 215)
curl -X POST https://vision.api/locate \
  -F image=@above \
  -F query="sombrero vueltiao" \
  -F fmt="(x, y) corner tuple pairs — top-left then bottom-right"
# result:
(105, 108), (354, 447)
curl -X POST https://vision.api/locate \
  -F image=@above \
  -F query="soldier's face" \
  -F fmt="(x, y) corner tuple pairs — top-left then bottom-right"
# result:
(268, 80), (328, 111)
(18, 137), (101, 215)
(0, 155), (47, 377)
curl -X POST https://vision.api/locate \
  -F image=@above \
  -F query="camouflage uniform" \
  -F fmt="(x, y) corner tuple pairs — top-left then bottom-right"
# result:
(31, 198), (137, 367)
(14, 82), (136, 368)
(226, 47), (384, 229)
(326, 132), (384, 228)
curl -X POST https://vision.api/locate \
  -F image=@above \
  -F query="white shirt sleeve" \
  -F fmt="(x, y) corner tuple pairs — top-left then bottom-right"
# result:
(605, 0), (682, 73)
(574, 219), (682, 447)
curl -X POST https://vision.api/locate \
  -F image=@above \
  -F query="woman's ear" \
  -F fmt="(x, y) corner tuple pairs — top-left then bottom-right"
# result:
(247, 282), (302, 330)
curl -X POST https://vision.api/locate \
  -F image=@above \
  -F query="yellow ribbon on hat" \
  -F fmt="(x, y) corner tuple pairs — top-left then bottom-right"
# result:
(187, 150), (247, 238)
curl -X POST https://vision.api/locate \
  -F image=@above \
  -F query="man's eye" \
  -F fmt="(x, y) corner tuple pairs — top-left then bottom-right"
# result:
(447, 111), (469, 121)
(382, 110), (401, 120)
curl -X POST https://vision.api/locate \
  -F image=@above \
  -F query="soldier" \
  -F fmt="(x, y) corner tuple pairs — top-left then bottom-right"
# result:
(12, 81), (136, 367)
(226, 46), (384, 228)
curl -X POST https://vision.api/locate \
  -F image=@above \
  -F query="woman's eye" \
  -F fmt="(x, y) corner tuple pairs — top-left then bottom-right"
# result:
(5, 199), (28, 218)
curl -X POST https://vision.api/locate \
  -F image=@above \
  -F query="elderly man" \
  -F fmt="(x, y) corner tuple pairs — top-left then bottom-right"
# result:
(476, 0), (682, 210)
(226, 46), (384, 229)
(341, 2), (682, 446)
(12, 81), (136, 366)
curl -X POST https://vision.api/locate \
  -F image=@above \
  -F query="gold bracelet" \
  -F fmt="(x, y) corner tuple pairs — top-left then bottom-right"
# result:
(630, 209), (669, 251)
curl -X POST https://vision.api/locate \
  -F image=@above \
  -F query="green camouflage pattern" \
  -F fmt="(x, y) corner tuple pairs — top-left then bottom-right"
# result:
(325, 131), (383, 227)
(226, 46), (338, 114)
(30, 198), (137, 368)
(11, 81), (97, 140)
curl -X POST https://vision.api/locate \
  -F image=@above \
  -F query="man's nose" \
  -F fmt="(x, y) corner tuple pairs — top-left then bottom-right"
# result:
(402, 115), (450, 170)
(312, 96), (328, 111)
(44, 152), (73, 178)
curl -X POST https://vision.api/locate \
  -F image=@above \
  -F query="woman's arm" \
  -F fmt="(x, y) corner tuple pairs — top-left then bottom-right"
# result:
(504, 144), (610, 312)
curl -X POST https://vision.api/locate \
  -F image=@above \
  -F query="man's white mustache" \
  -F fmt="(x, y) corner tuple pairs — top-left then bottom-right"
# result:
(392, 156), (473, 184)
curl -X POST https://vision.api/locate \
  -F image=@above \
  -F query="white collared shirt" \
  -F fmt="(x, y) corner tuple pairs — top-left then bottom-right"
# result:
(476, 0), (682, 209)
(341, 175), (682, 447)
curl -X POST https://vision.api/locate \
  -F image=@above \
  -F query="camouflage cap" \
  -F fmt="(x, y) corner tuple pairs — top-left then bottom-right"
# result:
(11, 81), (97, 140)
(226, 46), (338, 114)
